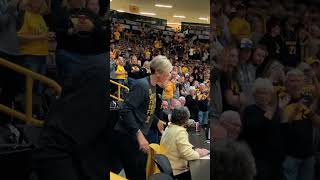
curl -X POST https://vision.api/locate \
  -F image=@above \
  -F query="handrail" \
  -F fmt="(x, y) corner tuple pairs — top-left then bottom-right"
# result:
(0, 58), (62, 126)
(110, 80), (129, 102)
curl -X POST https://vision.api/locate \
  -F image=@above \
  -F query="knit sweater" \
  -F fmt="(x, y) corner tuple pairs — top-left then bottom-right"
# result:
(160, 124), (200, 175)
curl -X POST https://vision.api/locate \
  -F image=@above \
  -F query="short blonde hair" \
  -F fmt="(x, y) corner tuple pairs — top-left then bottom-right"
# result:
(253, 78), (274, 94)
(150, 55), (173, 74)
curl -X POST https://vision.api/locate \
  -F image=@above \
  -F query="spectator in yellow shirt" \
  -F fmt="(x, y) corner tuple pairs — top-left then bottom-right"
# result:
(228, 4), (251, 42)
(154, 38), (162, 49)
(115, 57), (127, 85)
(160, 107), (209, 180)
(17, 0), (53, 95)
(114, 30), (120, 43)
(163, 77), (176, 104)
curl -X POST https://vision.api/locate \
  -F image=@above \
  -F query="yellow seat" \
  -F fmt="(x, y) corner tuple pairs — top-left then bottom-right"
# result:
(146, 144), (164, 180)
(110, 172), (127, 180)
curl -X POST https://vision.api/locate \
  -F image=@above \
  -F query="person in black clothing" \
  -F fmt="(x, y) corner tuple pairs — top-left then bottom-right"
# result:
(125, 55), (143, 88)
(281, 69), (320, 180)
(258, 17), (285, 76)
(219, 46), (246, 112)
(34, 52), (109, 180)
(241, 78), (290, 180)
(185, 86), (199, 122)
(53, 0), (107, 93)
(114, 55), (173, 180)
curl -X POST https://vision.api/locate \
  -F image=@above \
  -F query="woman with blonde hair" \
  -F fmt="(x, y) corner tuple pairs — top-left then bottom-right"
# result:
(114, 55), (173, 180)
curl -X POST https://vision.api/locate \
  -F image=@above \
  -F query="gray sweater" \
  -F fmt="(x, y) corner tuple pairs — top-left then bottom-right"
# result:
(0, 0), (20, 56)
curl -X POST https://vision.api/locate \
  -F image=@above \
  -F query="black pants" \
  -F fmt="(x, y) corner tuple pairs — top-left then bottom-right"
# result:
(114, 131), (147, 180)
(174, 171), (192, 180)
(254, 159), (283, 180)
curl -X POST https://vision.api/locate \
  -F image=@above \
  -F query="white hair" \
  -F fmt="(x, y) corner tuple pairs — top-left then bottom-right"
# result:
(286, 69), (304, 79)
(252, 78), (274, 94)
(219, 111), (241, 124)
(150, 55), (173, 74)
(178, 96), (186, 102)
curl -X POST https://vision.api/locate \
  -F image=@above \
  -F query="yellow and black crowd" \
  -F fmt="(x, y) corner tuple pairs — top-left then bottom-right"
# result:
(211, 0), (320, 180)
(110, 12), (212, 180)
(2, 0), (320, 180)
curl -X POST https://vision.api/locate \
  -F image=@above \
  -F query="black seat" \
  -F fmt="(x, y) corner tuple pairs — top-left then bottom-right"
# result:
(149, 173), (174, 180)
(153, 154), (174, 177)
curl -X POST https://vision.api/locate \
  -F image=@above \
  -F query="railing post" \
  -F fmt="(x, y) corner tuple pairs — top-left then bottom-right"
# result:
(118, 85), (121, 100)
(26, 76), (33, 125)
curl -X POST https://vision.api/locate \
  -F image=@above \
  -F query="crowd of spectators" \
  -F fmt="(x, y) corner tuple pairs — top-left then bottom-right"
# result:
(110, 18), (212, 134)
(211, 0), (320, 180)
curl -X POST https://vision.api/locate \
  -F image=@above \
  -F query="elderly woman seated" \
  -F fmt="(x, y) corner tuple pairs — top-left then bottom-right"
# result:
(160, 107), (209, 180)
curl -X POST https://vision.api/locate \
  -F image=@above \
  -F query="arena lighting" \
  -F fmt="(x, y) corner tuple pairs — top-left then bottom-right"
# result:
(140, 12), (156, 16)
(155, 4), (173, 8)
(173, 15), (186, 18)
(199, 17), (209, 21)
(167, 22), (181, 25)
(117, 9), (125, 12)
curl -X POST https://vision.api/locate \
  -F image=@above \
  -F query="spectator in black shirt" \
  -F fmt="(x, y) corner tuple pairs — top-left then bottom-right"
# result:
(281, 69), (320, 180)
(53, 0), (107, 94)
(220, 46), (247, 112)
(186, 86), (199, 123)
(241, 78), (290, 180)
(125, 55), (143, 87)
(114, 55), (173, 180)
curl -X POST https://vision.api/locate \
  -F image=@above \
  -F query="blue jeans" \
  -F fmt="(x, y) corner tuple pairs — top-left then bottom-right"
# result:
(23, 55), (47, 95)
(283, 156), (315, 180)
(55, 50), (107, 92)
(199, 111), (209, 126)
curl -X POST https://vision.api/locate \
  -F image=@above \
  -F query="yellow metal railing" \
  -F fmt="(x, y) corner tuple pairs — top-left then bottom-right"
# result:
(0, 58), (62, 127)
(110, 80), (129, 102)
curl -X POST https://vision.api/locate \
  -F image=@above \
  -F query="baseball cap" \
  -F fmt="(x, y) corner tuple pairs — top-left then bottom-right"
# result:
(240, 38), (253, 49)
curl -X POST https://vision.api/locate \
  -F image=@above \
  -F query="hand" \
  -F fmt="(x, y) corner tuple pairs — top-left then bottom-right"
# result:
(137, 131), (149, 154)
(195, 148), (209, 157)
(48, 32), (56, 40)
(157, 120), (165, 134)
(279, 95), (291, 109)
(39, 33), (50, 40)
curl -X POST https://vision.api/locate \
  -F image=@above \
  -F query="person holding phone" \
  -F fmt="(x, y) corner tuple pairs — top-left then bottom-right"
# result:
(52, 0), (107, 93)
